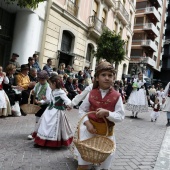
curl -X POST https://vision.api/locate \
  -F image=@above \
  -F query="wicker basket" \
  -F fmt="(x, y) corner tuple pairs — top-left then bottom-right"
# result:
(20, 90), (41, 114)
(73, 111), (115, 164)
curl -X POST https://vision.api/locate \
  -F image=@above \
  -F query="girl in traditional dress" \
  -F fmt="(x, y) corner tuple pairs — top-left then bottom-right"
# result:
(33, 75), (73, 147)
(150, 98), (160, 122)
(126, 72), (149, 118)
(0, 66), (11, 117)
(156, 88), (164, 109)
(76, 61), (125, 170)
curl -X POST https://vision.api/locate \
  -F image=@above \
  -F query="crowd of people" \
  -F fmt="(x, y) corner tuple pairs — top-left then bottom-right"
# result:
(1, 54), (170, 170)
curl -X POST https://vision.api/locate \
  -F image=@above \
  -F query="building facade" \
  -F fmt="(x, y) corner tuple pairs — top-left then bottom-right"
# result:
(157, 0), (170, 85)
(0, 1), (47, 67)
(129, 0), (166, 80)
(39, 0), (136, 80)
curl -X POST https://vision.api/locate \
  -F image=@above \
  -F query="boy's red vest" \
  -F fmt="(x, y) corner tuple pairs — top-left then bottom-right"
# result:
(88, 88), (120, 123)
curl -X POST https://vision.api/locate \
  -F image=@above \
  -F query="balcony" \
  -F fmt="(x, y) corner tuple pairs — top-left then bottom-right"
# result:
(115, 1), (129, 25)
(132, 40), (157, 52)
(149, 0), (162, 8)
(164, 39), (170, 45)
(88, 16), (107, 38)
(143, 57), (156, 67)
(134, 23), (159, 37)
(67, 0), (79, 17)
(104, 0), (115, 8)
(136, 7), (160, 22)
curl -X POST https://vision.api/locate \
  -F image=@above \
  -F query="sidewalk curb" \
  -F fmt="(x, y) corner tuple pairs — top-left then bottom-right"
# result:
(154, 127), (170, 170)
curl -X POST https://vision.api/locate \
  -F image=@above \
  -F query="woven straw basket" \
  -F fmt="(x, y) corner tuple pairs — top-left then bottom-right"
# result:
(20, 90), (41, 114)
(73, 111), (115, 164)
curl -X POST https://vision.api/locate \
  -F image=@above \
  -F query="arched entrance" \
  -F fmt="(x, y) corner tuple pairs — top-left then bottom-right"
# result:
(59, 30), (75, 66)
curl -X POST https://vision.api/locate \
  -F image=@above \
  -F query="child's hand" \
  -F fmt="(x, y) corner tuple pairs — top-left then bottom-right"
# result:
(42, 95), (46, 100)
(66, 106), (72, 110)
(2, 72), (6, 77)
(96, 108), (109, 118)
(85, 121), (96, 134)
(162, 98), (166, 104)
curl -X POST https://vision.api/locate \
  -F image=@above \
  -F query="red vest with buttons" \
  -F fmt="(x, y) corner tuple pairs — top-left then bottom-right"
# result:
(88, 87), (120, 123)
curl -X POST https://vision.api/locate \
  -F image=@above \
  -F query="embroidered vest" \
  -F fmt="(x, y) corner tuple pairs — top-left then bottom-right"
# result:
(153, 103), (160, 112)
(88, 88), (120, 123)
(48, 96), (66, 110)
(34, 82), (48, 101)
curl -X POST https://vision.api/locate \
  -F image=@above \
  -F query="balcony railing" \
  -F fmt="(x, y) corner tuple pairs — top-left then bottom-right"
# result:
(132, 40), (157, 51)
(143, 57), (156, 67)
(67, 0), (79, 17)
(136, 7), (160, 21)
(115, 1), (129, 25)
(134, 23), (159, 36)
(164, 39), (170, 45)
(89, 16), (107, 35)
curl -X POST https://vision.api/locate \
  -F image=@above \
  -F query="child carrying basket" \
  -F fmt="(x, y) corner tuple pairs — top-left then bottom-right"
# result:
(74, 61), (125, 170)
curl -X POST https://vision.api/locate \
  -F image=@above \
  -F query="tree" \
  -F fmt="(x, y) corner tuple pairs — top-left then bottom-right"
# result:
(4, 0), (45, 9)
(95, 29), (126, 64)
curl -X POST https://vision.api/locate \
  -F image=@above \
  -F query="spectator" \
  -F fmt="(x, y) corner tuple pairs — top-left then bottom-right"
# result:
(65, 77), (77, 100)
(8, 53), (20, 74)
(52, 67), (58, 76)
(73, 78), (81, 94)
(43, 58), (53, 76)
(57, 63), (65, 75)
(78, 78), (86, 91)
(84, 67), (92, 86)
(4, 64), (22, 107)
(33, 54), (41, 72)
(27, 57), (35, 73)
(29, 68), (38, 82)
(0, 66), (11, 117)
(65, 65), (72, 77)
(16, 64), (36, 115)
(76, 70), (84, 81)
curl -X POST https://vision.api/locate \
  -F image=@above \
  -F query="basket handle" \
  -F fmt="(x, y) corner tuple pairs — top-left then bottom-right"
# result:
(77, 111), (109, 140)
(28, 90), (33, 104)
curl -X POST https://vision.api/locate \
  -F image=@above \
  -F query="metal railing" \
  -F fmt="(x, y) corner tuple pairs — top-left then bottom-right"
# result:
(67, 0), (79, 17)
(115, 1), (129, 21)
(89, 16), (108, 34)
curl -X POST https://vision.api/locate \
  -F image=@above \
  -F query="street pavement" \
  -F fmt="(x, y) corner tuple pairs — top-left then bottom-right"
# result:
(0, 106), (168, 170)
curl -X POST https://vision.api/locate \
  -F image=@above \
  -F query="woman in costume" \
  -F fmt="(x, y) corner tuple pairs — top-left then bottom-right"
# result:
(126, 72), (149, 118)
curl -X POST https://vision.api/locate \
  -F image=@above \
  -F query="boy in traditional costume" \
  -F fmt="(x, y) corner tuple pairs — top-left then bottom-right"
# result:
(77, 61), (125, 170)
(28, 70), (51, 139)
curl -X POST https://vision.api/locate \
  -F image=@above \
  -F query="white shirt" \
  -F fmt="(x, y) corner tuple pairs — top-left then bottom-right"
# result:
(33, 83), (51, 105)
(79, 88), (125, 123)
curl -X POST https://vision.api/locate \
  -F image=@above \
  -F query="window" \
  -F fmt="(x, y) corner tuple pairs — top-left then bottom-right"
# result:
(114, 22), (118, 33)
(136, 2), (147, 9)
(131, 49), (143, 56)
(119, 27), (123, 37)
(93, 1), (98, 17)
(135, 17), (144, 24)
(86, 44), (93, 62)
(102, 10), (106, 23)
(61, 31), (73, 52)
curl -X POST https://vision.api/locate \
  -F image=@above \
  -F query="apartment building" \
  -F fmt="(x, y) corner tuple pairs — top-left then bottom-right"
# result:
(39, 0), (136, 80)
(129, 0), (166, 79)
(157, 0), (170, 84)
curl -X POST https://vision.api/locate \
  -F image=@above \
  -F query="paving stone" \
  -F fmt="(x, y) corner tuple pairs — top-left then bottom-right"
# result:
(0, 107), (167, 170)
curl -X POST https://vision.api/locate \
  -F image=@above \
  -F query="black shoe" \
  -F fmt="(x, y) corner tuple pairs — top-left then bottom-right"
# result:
(151, 119), (153, 122)
(130, 116), (134, 118)
(166, 123), (170, 127)
(34, 144), (41, 148)
(155, 118), (157, 121)
(135, 115), (138, 118)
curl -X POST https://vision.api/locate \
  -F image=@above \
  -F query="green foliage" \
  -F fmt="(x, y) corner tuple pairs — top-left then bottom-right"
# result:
(95, 29), (126, 64)
(4, 0), (45, 9)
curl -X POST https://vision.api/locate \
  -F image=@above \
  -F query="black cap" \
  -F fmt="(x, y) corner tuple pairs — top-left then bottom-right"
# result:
(12, 53), (19, 57)
(21, 64), (29, 71)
